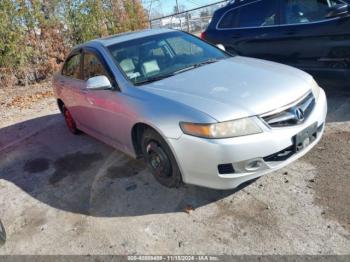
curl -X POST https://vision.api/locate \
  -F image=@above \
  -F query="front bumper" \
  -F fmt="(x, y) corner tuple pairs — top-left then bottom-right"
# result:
(167, 88), (327, 190)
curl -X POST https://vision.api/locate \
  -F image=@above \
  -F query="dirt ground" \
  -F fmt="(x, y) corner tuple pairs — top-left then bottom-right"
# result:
(0, 80), (349, 255)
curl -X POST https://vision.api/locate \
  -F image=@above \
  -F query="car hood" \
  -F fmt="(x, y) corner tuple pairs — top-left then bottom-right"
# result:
(143, 56), (315, 122)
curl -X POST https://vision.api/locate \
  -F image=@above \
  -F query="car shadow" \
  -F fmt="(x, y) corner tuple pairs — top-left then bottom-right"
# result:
(0, 83), (348, 217)
(0, 114), (249, 217)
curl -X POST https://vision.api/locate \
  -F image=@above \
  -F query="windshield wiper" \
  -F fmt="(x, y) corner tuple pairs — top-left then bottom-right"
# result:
(172, 65), (197, 75)
(195, 58), (221, 66)
(135, 59), (222, 86)
(135, 73), (176, 85)
(172, 58), (221, 75)
(190, 58), (221, 69)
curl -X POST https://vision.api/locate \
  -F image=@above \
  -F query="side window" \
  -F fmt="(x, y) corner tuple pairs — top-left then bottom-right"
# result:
(218, 9), (239, 29)
(237, 0), (279, 27)
(62, 54), (81, 79)
(283, 0), (344, 24)
(83, 53), (110, 81)
(218, 0), (278, 29)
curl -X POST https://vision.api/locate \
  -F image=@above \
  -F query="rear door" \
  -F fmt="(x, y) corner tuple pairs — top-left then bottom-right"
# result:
(277, 0), (350, 72)
(59, 51), (89, 126)
(215, 0), (282, 61)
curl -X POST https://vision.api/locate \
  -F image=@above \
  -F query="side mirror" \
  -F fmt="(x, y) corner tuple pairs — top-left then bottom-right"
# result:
(86, 75), (112, 90)
(0, 220), (6, 246)
(216, 44), (226, 52)
(326, 4), (349, 18)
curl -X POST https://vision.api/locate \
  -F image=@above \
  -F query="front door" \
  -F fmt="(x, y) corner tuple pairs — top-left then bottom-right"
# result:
(216, 0), (282, 62)
(278, 0), (350, 73)
(81, 50), (124, 146)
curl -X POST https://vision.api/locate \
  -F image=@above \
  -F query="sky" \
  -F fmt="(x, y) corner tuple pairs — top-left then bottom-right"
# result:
(141, 0), (226, 17)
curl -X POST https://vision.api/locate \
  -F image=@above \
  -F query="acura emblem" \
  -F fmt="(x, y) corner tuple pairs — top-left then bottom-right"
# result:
(295, 107), (305, 121)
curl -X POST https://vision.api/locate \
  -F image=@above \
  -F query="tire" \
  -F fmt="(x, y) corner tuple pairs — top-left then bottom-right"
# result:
(62, 105), (81, 135)
(141, 128), (183, 188)
(0, 220), (6, 246)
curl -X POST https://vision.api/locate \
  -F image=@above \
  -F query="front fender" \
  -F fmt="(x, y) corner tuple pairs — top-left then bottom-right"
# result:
(127, 88), (217, 139)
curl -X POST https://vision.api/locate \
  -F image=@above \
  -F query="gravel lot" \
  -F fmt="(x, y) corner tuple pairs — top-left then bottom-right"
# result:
(0, 81), (349, 255)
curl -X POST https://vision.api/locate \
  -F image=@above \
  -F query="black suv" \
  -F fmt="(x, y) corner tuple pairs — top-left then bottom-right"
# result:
(202, 0), (350, 80)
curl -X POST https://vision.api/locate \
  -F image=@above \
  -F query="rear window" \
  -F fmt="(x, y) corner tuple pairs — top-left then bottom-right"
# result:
(283, 0), (346, 24)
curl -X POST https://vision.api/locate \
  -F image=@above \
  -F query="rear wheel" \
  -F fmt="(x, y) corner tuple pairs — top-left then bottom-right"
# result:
(141, 129), (183, 188)
(63, 106), (80, 135)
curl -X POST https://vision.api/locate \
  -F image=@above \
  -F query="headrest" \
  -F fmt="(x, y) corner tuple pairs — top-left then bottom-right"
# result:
(142, 60), (160, 76)
(120, 59), (135, 73)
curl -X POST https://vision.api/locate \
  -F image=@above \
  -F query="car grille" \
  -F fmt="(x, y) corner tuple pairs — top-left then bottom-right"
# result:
(263, 145), (295, 162)
(261, 92), (315, 128)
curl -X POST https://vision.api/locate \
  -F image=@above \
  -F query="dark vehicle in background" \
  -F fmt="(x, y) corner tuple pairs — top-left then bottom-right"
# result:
(202, 0), (350, 80)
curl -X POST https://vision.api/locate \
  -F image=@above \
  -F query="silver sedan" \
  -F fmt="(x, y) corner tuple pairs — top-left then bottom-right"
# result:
(53, 29), (327, 190)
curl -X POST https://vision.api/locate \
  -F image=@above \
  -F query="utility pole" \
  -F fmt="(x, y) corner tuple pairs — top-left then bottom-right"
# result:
(175, 0), (182, 29)
(149, 0), (153, 28)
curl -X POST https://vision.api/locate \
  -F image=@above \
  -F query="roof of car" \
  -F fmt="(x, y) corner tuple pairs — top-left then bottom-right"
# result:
(214, 0), (257, 13)
(89, 28), (176, 47)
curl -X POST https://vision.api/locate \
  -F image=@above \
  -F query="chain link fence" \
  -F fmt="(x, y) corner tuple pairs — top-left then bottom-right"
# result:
(149, 1), (229, 36)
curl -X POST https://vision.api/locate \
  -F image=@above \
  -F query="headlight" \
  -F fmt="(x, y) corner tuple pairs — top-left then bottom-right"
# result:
(180, 117), (262, 139)
(310, 77), (320, 100)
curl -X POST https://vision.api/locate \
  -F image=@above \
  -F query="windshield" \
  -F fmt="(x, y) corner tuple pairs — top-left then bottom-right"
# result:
(107, 31), (230, 85)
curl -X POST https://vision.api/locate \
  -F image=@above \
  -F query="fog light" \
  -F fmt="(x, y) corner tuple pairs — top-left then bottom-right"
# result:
(245, 159), (264, 171)
(218, 164), (235, 174)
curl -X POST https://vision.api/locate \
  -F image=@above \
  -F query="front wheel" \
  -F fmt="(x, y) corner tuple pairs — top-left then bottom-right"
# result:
(0, 220), (6, 246)
(141, 129), (183, 188)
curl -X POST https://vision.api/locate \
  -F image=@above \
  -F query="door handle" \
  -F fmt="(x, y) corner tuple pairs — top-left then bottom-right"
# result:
(256, 33), (268, 39)
(286, 31), (296, 35)
(87, 97), (95, 105)
(232, 34), (241, 38)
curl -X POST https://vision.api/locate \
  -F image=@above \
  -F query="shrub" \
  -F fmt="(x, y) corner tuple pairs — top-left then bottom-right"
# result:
(0, 0), (148, 87)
